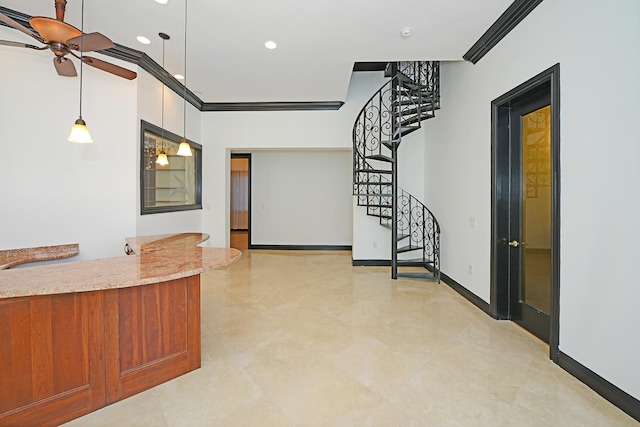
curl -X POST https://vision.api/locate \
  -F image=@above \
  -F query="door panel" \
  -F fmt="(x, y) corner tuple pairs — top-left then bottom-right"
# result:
(509, 90), (551, 342)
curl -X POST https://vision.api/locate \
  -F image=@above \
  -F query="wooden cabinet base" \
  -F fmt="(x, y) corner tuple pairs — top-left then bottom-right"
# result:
(0, 276), (201, 427)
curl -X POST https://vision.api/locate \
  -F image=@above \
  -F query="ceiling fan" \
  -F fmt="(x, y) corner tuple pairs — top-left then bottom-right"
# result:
(0, 0), (136, 80)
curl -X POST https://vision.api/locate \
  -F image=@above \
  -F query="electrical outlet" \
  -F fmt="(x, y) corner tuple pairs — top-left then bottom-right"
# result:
(468, 265), (473, 275)
(470, 217), (476, 228)
(373, 241), (378, 249)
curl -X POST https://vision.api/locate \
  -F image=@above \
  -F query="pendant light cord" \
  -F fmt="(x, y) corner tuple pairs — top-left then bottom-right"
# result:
(182, 0), (188, 140)
(161, 35), (165, 151)
(79, 0), (84, 119)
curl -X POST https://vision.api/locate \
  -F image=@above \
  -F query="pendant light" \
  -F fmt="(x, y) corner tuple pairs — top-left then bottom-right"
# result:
(68, 0), (93, 143)
(156, 32), (170, 166)
(176, 0), (192, 157)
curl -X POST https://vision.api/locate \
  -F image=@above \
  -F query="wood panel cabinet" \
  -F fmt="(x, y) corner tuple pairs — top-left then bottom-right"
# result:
(106, 276), (201, 403)
(0, 276), (201, 426)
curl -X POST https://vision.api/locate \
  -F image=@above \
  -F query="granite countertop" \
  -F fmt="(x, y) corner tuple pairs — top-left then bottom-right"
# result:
(0, 243), (79, 270)
(0, 233), (241, 299)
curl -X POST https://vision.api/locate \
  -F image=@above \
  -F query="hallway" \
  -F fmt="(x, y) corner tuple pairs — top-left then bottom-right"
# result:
(64, 249), (636, 426)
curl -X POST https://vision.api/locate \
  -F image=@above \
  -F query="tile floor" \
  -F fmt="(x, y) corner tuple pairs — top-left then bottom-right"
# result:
(64, 249), (637, 426)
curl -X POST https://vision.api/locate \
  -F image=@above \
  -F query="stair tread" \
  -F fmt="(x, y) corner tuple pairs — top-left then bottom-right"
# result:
(397, 258), (435, 265)
(394, 126), (420, 137)
(365, 154), (393, 163)
(392, 105), (434, 116)
(400, 114), (435, 127)
(354, 182), (392, 185)
(355, 168), (392, 174)
(369, 213), (392, 219)
(397, 244), (425, 253)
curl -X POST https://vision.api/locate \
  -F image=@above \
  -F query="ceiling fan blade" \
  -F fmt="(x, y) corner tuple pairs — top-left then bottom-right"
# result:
(82, 56), (137, 80)
(0, 11), (45, 43)
(67, 32), (115, 52)
(0, 39), (40, 49)
(53, 56), (77, 77)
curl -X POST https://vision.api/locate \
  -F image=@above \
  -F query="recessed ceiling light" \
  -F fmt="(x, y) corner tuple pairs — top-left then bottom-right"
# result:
(174, 74), (184, 80)
(137, 36), (151, 45)
(264, 40), (277, 50)
(155, 0), (169, 4)
(400, 27), (413, 38)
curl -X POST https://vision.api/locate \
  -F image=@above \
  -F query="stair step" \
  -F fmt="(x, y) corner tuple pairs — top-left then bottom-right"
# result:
(394, 126), (420, 137)
(365, 154), (393, 163)
(360, 203), (393, 209)
(382, 139), (401, 150)
(391, 105), (432, 117)
(400, 113), (435, 127)
(397, 244), (424, 253)
(392, 96), (434, 106)
(354, 181), (392, 186)
(356, 168), (391, 174)
(397, 259), (435, 267)
(399, 80), (426, 91)
(369, 212), (392, 219)
(397, 233), (410, 242)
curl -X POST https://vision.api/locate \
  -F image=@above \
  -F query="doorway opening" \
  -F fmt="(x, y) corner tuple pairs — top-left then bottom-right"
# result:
(230, 153), (251, 250)
(491, 64), (560, 360)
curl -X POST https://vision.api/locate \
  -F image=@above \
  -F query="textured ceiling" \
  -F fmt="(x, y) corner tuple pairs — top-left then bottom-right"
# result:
(0, 0), (513, 102)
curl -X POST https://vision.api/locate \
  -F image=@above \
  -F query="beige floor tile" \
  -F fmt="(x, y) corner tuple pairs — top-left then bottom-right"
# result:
(62, 388), (168, 427)
(269, 360), (389, 426)
(154, 358), (264, 426)
(62, 249), (638, 426)
(330, 336), (429, 400)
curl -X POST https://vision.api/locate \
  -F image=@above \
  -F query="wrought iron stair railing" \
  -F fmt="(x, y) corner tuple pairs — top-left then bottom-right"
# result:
(353, 61), (440, 281)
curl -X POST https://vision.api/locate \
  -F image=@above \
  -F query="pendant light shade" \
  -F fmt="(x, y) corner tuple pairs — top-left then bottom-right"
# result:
(177, 0), (192, 157)
(68, 118), (93, 143)
(68, 0), (92, 143)
(156, 151), (169, 165)
(177, 141), (192, 156)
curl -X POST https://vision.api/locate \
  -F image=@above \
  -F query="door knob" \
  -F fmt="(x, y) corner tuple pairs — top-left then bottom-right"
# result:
(508, 240), (519, 247)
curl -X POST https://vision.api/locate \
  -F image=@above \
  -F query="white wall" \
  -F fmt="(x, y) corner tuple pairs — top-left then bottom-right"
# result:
(422, 0), (640, 399)
(200, 71), (389, 248)
(251, 150), (352, 246)
(135, 71), (203, 236)
(0, 27), (138, 260)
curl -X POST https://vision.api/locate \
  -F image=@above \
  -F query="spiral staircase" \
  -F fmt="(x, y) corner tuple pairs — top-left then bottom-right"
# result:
(353, 61), (441, 281)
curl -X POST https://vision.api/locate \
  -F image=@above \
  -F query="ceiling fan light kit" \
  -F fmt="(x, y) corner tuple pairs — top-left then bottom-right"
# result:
(0, 5), (135, 79)
(0, 0), (139, 144)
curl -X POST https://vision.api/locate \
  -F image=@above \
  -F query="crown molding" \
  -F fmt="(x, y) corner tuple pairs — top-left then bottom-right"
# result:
(463, 0), (544, 64)
(201, 101), (344, 112)
(1, 6), (344, 112)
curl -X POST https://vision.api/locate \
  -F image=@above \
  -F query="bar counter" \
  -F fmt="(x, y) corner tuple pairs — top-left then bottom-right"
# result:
(0, 233), (240, 298)
(0, 233), (241, 426)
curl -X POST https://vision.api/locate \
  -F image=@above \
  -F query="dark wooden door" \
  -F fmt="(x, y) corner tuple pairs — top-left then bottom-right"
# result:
(507, 86), (552, 342)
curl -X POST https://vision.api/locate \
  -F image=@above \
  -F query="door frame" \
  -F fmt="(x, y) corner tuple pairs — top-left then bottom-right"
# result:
(230, 153), (252, 247)
(490, 64), (560, 361)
